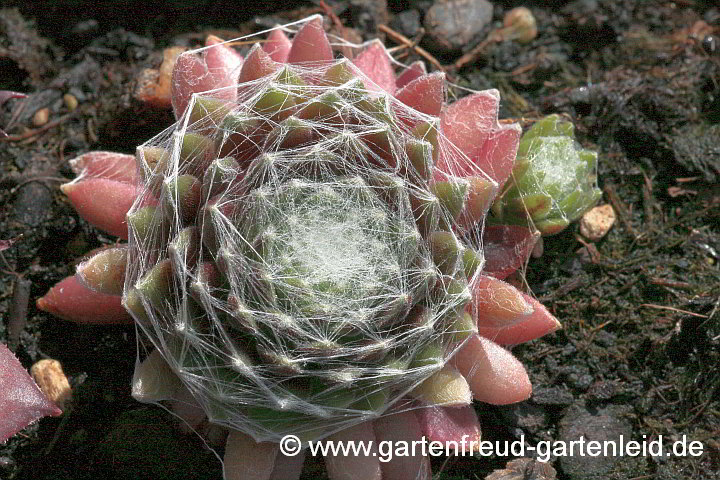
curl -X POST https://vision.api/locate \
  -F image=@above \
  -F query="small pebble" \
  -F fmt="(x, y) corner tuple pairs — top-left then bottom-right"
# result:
(32, 107), (50, 127)
(559, 405), (634, 478)
(63, 93), (79, 111)
(570, 373), (594, 391)
(391, 9), (422, 38)
(424, 0), (493, 52)
(498, 7), (538, 44)
(580, 204), (615, 241)
(31, 358), (72, 410)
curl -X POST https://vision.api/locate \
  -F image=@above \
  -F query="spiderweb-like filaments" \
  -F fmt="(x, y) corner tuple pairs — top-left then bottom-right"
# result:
(126, 19), (503, 443)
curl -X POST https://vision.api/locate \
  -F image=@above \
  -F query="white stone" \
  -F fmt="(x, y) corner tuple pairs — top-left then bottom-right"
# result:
(580, 204), (616, 241)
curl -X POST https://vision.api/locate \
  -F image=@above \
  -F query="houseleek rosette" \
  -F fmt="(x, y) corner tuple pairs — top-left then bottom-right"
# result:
(492, 114), (602, 235)
(34, 16), (567, 480)
(122, 60), (490, 441)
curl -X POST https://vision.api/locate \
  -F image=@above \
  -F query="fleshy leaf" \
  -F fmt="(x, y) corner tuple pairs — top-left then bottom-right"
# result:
(477, 293), (561, 345)
(438, 90), (521, 186)
(263, 27), (292, 63)
(395, 61), (426, 88)
(0, 343), (62, 443)
(131, 350), (182, 402)
(373, 411), (431, 480)
(325, 421), (381, 480)
(411, 364), (472, 406)
(69, 151), (138, 184)
(239, 44), (281, 84)
(415, 405), (481, 452)
(450, 334), (531, 404)
(171, 37), (242, 119)
(353, 40), (396, 95)
(287, 16), (333, 64)
(482, 225), (539, 279)
(204, 35), (243, 84)
(394, 72), (446, 117)
(170, 386), (207, 431)
(224, 429), (278, 480)
(76, 245), (128, 295)
(469, 275), (533, 327)
(270, 451), (306, 480)
(36, 275), (132, 324)
(61, 178), (139, 239)
(473, 127), (521, 187)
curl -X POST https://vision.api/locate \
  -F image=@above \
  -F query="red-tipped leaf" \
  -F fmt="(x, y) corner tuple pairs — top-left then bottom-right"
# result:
(171, 37), (241, 119)
(69, 151), (138, 184)
(263, 28), (292, 63)
(205, 35), (243, 78)
(415, 405), (482, 452)
(288, 16), (333, 64)
(468, 275), (534, 328)
(473, 126), (522, 188)
(478, 293), (561, 345)
(438, 90), (521, 187)
(36, 276), (132, 324)
(239, 44), (281, 84)
(61, 178), (138, 239)
(450, 334), (531, 404)
(373, 411), (431, 480)
(1, 343), (62, 443)
(483, 225), (539, 279)
(353, 40), (397, 95)
(394, 72), (446, 117)
(396, 61), (426, 88)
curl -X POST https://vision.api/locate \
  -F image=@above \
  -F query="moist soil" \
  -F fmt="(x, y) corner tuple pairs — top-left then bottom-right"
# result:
(1, 1), (718, 479)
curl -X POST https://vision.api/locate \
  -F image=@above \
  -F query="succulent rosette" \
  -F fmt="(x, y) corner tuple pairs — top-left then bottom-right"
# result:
(491, 114), (602, 236)
(35, 16), (564, 480)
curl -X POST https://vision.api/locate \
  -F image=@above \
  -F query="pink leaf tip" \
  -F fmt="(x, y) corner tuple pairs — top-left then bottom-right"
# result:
(1, 343), (61, 444)
(287, 16), (333, 64)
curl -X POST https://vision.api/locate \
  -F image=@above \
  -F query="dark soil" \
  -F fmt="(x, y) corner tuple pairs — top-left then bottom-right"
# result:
(1, 1), (718, 479)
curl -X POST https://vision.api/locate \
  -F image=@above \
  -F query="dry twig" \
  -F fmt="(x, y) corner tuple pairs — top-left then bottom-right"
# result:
(640, 303), (709, 318)
(377, 24), (449, 79)
(604, 183), (638, 238)
(0, 114), (72, 143)
(452, 35), (499, 71)
(7, 277), (31, 349)
(319, 0), (354, 59)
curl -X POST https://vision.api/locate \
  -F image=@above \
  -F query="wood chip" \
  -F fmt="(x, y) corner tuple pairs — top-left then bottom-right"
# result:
(30, 359), (72, 411)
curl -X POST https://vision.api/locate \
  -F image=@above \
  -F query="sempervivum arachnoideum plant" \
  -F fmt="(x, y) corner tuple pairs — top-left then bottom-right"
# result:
(32, 16), (570, 480)
(491, 114), (602, 236)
